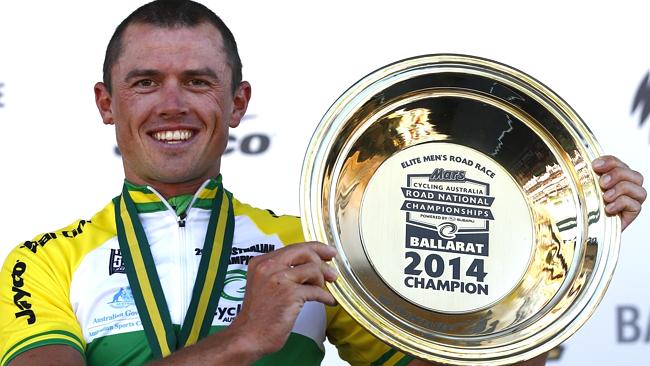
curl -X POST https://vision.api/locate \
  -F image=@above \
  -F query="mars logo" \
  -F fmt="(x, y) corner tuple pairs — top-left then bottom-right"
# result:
(631, 71), (650, 141)
(401, 169), (495, 258)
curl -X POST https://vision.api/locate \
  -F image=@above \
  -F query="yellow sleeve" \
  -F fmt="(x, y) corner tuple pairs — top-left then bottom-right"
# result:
(326, 305), (413, 366)
(0, 231), (86, 365)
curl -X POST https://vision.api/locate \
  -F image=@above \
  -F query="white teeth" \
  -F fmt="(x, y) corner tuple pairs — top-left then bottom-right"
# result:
(153, 129), (193, 143)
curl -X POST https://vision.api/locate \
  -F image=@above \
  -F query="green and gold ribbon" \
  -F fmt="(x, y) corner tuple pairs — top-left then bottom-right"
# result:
(113, 181), (234, 359)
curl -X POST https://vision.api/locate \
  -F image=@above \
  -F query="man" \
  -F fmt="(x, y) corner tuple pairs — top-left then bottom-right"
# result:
(0, 1), (645, 366)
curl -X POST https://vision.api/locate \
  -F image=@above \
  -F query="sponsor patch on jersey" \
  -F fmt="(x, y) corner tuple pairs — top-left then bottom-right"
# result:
(215, 270), (248, 324)
(228, 243), (275, 265)
(221, 269), (247, 301)
(88, 309), (141, 338)
(109, 249), (126, 275)
(20, 232), (57, 254)
(19, 220), (91, 254)
(108, 286), (135, 309)
(12, 260), (36, 324)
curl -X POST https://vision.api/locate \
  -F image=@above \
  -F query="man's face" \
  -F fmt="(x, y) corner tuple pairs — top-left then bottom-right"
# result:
(95, 23), (250, 192)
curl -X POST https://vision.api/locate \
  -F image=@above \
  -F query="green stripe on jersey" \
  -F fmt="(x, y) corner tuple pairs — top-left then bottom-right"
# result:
(1, 330), (85, 366)
(167, 195), (193, 216)
(395, 355), (415, 366)
(123, 180), (218, 214)
(371, 348), (413, 366)
(131, 201), (168, 214)
(86, 329), (154, 366)
(371, 349), (397, 365)
(86, 327), (324, 365)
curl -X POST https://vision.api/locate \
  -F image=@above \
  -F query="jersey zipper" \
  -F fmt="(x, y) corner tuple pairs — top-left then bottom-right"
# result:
(146, 181), (210, 328)
(178, 212), (188, 328)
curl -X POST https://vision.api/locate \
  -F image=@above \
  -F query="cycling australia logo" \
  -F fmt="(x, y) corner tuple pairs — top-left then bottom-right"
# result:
(631, 71), (650, 142)
(108, 287), (135, 309)
(215, 269), (248, 323)
(402, 168), (494, 259)
(221, 269), (247, 301)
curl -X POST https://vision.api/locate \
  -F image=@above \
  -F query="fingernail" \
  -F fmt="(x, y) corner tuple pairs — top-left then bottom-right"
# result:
(326, 266), (338, 279)
(593, 158), (605, 168)
(604, 189), (615, 199)
(606, 202), (616, 212)
(329, 297), (339, 307)
(601, 174), (611, 187)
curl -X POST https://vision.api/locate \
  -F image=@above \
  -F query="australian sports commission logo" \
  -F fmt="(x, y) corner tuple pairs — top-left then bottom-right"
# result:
(401, 168), (494, 296)
(108, 287), (135, 309)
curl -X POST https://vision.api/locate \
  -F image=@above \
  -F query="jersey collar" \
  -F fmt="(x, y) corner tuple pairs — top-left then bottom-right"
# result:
(123, 176), (222, 215)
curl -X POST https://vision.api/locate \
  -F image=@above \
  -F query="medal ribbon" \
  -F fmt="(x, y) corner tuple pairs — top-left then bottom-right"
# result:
(113, 182), (234, 358)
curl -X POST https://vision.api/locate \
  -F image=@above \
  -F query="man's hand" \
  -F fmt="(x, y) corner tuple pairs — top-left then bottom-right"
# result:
(592, 155), (646, 231)
(142, 242), (338, 365)
(227, 242), (338, 360)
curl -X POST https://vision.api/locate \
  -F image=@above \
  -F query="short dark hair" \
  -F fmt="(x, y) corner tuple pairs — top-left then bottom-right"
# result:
(102, 0), (242, 93)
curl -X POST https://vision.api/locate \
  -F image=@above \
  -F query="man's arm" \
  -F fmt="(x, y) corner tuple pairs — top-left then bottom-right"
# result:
(9, 345), (84, 366)
(9, 242), (337, 366)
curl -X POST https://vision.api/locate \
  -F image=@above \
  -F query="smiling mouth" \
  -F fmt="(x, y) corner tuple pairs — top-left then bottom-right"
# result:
(151, 129), (194, 144)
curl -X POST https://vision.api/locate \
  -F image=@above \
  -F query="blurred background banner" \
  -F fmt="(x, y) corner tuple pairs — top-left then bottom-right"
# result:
(0, 1), (648, 364)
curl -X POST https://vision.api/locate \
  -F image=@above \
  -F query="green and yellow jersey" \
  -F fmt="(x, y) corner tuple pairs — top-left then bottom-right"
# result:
(0, 178), (412, 366)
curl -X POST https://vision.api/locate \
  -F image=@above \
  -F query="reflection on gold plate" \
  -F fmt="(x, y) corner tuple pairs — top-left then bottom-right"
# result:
(300, 54), (620, 365)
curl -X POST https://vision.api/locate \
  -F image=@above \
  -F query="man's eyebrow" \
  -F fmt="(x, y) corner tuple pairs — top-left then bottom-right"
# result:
(123, 68), (221, 82)
(183, 68), (219, 81)
(124, 69), (163, 81)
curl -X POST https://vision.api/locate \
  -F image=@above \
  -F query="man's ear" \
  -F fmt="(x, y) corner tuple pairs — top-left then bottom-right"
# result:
(229, 81), (252, 128)
(94, 82), (114, 125)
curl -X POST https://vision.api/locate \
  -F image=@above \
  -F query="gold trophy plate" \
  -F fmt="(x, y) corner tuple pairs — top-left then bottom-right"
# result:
(300, 54), (620, 365)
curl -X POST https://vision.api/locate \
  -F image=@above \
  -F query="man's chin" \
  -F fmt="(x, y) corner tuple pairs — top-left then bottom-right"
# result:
(151, 169), (216, 185)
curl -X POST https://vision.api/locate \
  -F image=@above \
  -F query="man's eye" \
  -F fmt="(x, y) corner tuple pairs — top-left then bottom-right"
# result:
(188, 79), (209, 87)
(135, 79), (156, 88)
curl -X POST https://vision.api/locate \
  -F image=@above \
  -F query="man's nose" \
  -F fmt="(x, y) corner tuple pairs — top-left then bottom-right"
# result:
(156, 81), (189, 118)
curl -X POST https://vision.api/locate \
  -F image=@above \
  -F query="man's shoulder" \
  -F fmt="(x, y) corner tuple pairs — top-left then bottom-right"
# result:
(3, 200), (117, 268)
(231, 197), (304, 245)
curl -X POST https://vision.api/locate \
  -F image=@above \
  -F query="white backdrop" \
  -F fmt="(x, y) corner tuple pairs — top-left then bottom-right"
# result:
(1, 1), (649, 365)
